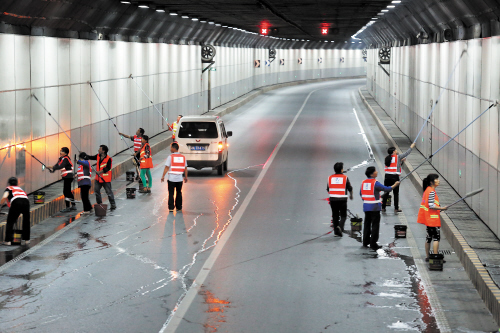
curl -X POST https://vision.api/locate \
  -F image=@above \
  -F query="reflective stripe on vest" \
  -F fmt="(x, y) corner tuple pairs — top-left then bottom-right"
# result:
(6, 186), (28, 206)
(96, 155), (112, 183)
(328, 174), (348, 198)
(133, 135), (142, 152)
(361, 178), (381, 204)
(384, 154), (400, 175)
(77, 163), (92, 182)
(140, 143), (153, 169)
(417, 187), (441, 227)
(169, 154), (186, 174)
(59, 156), (74, 177)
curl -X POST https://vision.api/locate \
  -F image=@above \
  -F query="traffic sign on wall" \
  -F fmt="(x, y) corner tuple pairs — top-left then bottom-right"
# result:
(254, 60), (260, 68)
(318, 57), (323, 63)
(280, 59), (285, 66)
(265, 60), (271, 67)
(298, 58), (302, 64)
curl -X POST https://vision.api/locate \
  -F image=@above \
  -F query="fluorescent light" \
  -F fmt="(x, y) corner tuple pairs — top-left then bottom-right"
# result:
(192, 18), (198, 21)
(170, 12), (178, 16)
(120, 1), (131, 3)
(392, 0), (401, 3)
(222, 25), (227, 27)
(381, 9), (389, 12)
(181, 15), (189, 18)
(138, 5), (149, 8)
(387, 5), (395, 8)
(156, 9), (165, 12)
(377, 13), (384, 15)
(359, 42), (362, 43)
(200, 20), (207, 23)
(215, 23), (221, 26)
(208, 22), (214, 25)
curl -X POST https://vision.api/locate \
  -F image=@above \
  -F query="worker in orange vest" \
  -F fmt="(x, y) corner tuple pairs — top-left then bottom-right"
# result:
(85, 145), (117, 210)
(1, 177), (30, 245)
(136, 135), (153, 193)
(172, 115), (182, 141)
(382, 143), (415, 213)
(360, 166), (400, 250)
(119, 128), (145, 153)
(161, 142), (188, 212)
(417, 174), (448, 262)
(327, 162), (353, 237)
(47, 147), (76, 212)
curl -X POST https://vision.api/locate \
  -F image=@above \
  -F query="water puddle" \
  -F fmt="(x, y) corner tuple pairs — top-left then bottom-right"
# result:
(200, 288), (231, 333)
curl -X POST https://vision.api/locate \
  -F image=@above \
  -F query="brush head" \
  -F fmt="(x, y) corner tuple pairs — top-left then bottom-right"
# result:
(465, 188), (483, 197)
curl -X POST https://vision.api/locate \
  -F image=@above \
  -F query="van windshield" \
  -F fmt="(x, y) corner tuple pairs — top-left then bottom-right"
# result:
(178, 122), (219, 139)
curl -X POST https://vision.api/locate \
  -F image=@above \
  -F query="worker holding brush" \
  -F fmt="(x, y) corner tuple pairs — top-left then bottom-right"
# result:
(47, 147), (77, 212)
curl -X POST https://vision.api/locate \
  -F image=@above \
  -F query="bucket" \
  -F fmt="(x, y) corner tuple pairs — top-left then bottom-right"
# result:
(350, 216), (363, 232)
(429, 253), (444, 271)
(386, 194), (392, 207)
(138, 180), (144, 191)
(394, 225), (407, 238)
(94, 203), (108, 217)
(126, 171), (135, 182)
(126, 188), (136, 199)
(33, 191), (45, 204)
(12, 230), (22, 245)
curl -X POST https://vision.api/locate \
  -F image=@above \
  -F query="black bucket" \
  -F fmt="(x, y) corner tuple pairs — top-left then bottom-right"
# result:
(394, 225), (407, 238)
(138, 180), (144, 191)
(429, 253), (444, 271)
(126, 188), (136, 199)
(94, 203), (108, 217)
(350, 216), (363, 232)
(33, 191), (45, 204)
(126, 171), (135, 182)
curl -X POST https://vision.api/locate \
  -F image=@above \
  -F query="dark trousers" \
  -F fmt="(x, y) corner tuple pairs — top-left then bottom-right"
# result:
(363, 211), (381, 248)
(5, 198), (30, 242)
(63, 177), (75, 207)
(329, 199), (347, 231)
(80, 185), (92, 212)
(94, 181), (116, 207)
(168, 181), (183, 210)
(382, 175), (400, 209)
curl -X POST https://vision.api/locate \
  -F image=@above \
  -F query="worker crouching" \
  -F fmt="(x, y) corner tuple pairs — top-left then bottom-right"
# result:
(1, 177), (30, 245)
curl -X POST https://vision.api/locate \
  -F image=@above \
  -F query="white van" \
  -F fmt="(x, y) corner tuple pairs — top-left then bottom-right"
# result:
(176, 116), (232, 175)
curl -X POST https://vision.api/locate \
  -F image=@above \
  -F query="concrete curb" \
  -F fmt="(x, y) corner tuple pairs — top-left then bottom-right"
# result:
(358, 87), (500, 325)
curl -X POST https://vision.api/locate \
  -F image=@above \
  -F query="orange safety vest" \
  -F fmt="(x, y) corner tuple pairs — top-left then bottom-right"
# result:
(169, 154), (186, 174)
(328, 174), (348, 198)
(417, 187), (441, 227)
(385, 154), (399, 175)
(96, 154), (112, 183)
(6, 186), (28, 207)
(140, 143), (153, 169)
(361, 178), (380, 204)
(59, 156), (74, 177)
(77, 162), (92, 182)
(133, 135), (142, 152)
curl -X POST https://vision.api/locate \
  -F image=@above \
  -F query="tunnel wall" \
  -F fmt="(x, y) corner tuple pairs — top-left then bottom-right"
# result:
(0, 32), (366, 193)
(366, 38), (500, 238)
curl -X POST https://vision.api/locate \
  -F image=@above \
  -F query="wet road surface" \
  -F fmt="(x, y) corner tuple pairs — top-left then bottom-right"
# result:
(0, 79), (497, 332)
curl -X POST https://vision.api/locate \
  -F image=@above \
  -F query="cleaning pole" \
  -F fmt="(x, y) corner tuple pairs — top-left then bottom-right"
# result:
(401, 102), (497, 182)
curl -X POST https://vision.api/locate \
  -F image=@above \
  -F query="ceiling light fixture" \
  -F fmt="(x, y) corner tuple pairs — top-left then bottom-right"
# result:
(208, 21), (214, 25)
(192, 18), (198, 21)
(215, 23), (221, 26)
(392, 0), (402, 3)
(156, 9), (165, 12)
(120, 1), (131, 3)
(170, 12), (178, 16)
(138, 4), (149, 8)
(387, 5), (395, 8)
(381, 9), (389, 12)
(181, 15), (189, 19)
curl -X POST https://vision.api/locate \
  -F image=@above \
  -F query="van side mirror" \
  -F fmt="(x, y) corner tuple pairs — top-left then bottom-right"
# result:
(227, 131), (233, 137)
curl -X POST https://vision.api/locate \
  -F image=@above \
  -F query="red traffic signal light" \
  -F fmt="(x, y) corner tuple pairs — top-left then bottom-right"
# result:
(321, 28), (329, 35)
(261, 27), (268, 35)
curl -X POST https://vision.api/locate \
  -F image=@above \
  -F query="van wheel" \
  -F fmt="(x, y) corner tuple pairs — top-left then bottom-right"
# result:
(217, 163), (224, 175)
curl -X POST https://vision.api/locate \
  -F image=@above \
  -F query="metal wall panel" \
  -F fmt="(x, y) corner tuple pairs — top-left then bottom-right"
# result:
(0, 91), (16, 146)
(15, 90), (31, 143)
(0, 34), (16, 91)
(488, 166), (498, 235)
(14, 35), (31, 90)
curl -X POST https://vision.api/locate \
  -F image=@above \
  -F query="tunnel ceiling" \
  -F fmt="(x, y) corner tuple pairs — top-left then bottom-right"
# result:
(359, 0), (500, 48)
(0, 0), (391, 48)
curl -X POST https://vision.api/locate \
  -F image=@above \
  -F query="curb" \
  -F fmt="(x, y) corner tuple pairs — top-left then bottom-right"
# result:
(358, 86), (500, 325)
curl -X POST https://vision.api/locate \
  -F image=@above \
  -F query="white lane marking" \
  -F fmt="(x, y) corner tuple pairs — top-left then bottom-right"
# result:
(366, 114), (451, 332)
(161, 88), (322, 333)
(345, 107), (376, 172)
